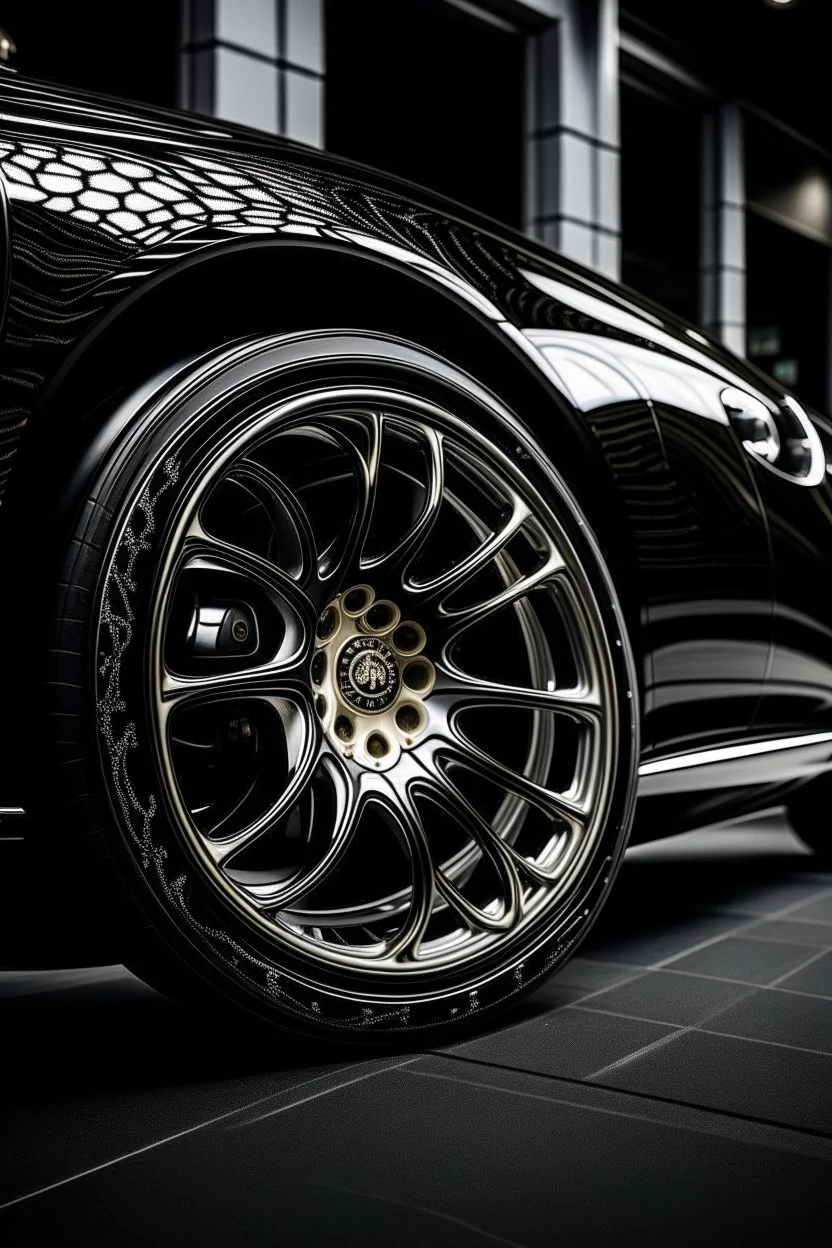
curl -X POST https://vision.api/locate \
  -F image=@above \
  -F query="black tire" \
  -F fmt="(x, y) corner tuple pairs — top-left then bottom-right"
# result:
(40, 331), (639, 1042)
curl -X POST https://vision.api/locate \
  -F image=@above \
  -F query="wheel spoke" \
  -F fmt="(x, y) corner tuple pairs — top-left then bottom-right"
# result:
(440, 737), (587, 828)
(226, 459), (319, 589)
(160, 666), (310, 719)
(437, 548), (567, 641)
(419, 765), (563, 888)
(198, 702), (321, 868)
(184, 516), (318, 622)
(431, 661), (602, 725)
(248, 753), (366, 909)
(378, 783), (437, 963)
(420, 777), (524, 932)
(405, 491), (532, 603)
(364, 427), (445, 578)
(320, 411), (382, 581)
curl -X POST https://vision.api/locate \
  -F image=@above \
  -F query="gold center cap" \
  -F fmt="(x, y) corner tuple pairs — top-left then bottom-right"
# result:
(337, 635), (400, 713)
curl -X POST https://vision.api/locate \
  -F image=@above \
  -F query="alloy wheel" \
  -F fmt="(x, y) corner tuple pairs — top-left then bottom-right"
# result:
(148, 389), (620, 984)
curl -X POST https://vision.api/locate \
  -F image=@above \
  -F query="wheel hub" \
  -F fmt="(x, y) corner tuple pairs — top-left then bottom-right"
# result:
(312, 584), (434, 769)
(338, 636), (400, 713)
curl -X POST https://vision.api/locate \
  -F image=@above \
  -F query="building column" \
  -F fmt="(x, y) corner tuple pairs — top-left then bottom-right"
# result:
(701, 104), (746, 354)
(179, 0), (325, 148)
(524, 0), (621, 279)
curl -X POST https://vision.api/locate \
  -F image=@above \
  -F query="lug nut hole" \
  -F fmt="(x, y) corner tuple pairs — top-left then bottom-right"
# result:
(316, 605), (338, 640)
(392, 622), (424, 654)
(403, 659), (432, 692)
(335, 715), (354, 742)
(366, 732), (389, 758)
(343, 586), (373, 615)
(310, 651), (326, 686)
(364, 600), (398, 632)
(395, 703), (421, 733)
(231, 618), (249, 644)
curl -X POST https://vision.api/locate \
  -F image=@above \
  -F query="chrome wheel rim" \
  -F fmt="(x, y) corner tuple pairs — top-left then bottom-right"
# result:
(149, 389), (619, 981)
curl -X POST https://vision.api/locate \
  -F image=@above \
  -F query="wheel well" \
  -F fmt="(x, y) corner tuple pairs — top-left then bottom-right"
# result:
(5, 242), (643, 783)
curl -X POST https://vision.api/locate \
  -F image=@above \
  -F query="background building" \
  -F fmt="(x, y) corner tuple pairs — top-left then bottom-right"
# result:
(2, 0), (830, 410)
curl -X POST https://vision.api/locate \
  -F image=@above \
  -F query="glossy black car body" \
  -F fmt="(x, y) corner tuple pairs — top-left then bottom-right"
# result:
(0, 68), (830, 979)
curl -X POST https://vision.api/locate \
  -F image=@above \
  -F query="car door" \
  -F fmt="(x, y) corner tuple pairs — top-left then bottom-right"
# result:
(523, 321), (774, 758)
(725, 394), (832, 736)
(614, 343), (774, 755)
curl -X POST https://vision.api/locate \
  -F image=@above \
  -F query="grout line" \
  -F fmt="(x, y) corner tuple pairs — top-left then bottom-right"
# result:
(559, 969), (651, 1007)
(442, 970), (654, 1054)
(478, 929), (832, 1052)
(705, 915), (832, 931)
(726, 933), (831, 949)
(571, 1003), (832, 1057)
(411, 1058), (832, 1152)
(767, 946), (830, 988)
(591, 964), (832, 1003)
(757, 915), (832, 929)
(585, 982), (762, 1081)
(649, 887), (832, 969)
(695, 1026), (832, 1060)
(571, 1004), (701, 1028)
(0, 1057), (418, 1212)
(404, 1065), (733, 1142)
(676, 972), (832, 1002)
(227, 1057), (422, 1128)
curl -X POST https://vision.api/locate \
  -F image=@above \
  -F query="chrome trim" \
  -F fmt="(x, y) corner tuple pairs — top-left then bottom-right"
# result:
(638, 732), (832, 796)
(0, 806), (28, 840)
(721, 387), (781, 464)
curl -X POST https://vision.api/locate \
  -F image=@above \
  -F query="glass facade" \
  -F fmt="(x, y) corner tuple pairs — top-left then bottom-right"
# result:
(620, 79), (701, 323)
(324, 0), (525, 228)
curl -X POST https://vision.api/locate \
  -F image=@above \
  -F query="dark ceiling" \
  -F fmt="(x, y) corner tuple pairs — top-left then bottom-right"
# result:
(621, 0), (831, 152)
(0, 2), (179, 110)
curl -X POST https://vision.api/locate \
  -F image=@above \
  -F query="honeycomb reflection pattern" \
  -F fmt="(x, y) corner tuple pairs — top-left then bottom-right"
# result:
(0, 90), (510, 497)
(0, 139), (318, 245)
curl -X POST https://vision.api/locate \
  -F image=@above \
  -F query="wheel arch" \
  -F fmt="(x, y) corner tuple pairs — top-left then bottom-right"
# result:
(5, 240), (645, 782)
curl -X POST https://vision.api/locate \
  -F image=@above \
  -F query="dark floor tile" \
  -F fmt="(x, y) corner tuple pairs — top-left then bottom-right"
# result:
(668, 937), (823, 985)
(530, 958), (643, 1004)
(749, 919), (832, 948)
(788, 893), (832, 925)
(705, 988), (832, 1054)
(2, 1059), (829, 1248)
(0, 974), (388, 1207)
(600, 1029), (832, 1134)
(445, 1006), (676, 1080)
(697, 878), (832, 917)
(582, 970), (753, 1026)
(584, 914), (741, 967)
(775, 950), (832, 997)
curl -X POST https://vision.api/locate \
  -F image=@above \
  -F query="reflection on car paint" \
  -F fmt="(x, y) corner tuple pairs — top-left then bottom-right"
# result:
(1, 69), (832, 787)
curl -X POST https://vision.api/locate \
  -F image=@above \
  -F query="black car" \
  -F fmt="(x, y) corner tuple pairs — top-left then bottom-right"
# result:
(0, 67), (829, 1042)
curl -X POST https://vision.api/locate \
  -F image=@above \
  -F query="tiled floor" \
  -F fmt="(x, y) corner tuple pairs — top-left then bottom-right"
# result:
(2, 817), (831, 1245)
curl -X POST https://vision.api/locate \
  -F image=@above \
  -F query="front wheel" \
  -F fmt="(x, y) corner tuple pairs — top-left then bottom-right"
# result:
(43, 331), (638, 1041)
